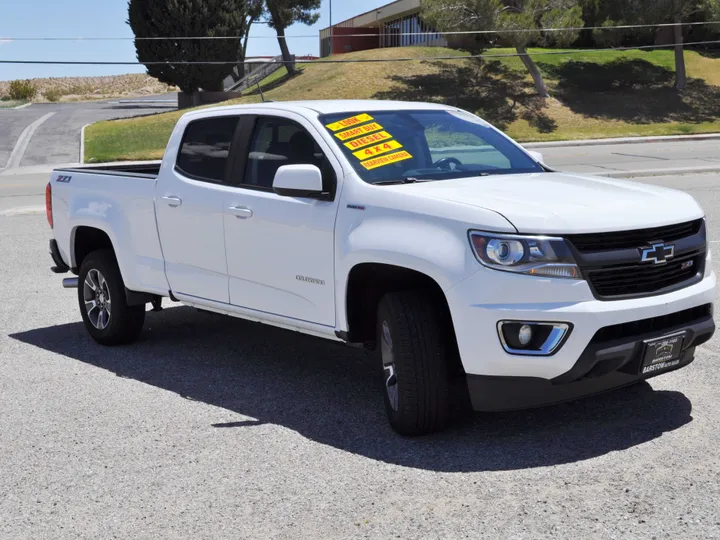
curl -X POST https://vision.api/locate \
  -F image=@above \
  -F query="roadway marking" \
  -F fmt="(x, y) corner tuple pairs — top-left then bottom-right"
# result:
(4, 112), (56, 170)
(0, 205), (45, 216)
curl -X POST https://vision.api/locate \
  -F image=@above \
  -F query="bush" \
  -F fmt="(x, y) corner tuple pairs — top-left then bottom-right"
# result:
(44, 87), (63, 102)
(8, 80), (37, 101)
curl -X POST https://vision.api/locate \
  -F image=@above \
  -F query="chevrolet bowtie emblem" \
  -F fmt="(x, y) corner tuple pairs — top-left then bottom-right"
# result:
(640, 242), (675, 265)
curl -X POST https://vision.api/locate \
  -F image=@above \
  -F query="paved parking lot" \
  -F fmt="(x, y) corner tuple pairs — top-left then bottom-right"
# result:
(0, 99), (175, 170)
(0, 170), (719, 539)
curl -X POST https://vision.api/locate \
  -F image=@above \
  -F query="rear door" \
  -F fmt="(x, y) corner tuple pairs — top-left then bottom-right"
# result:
(155, 115), (241, 303)
(222, 113), (341, 327)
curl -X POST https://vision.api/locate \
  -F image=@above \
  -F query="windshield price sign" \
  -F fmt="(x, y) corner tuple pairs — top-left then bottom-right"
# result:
(325, 114), (374, 132)
(352, 140), (403, 160)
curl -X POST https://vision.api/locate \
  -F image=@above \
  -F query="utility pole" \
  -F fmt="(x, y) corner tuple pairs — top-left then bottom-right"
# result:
(329, 0), (333, 56)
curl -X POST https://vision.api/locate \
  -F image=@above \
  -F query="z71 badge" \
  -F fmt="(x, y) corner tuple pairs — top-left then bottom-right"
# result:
(56, 175), (72, 183)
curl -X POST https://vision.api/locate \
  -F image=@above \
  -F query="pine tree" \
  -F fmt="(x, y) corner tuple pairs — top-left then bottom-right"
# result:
(422, 0), (584, 97)
(128, 0), (249, 93)
(265, 0), (320, 76)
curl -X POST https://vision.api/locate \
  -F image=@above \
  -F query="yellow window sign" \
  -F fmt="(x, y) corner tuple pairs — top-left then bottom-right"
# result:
(326, 114), (374, 132)
(335, 122), (383, 141)
(361, 151), (414, 170)
(353, 140), (403, 160)
(344, 131), (392, 151)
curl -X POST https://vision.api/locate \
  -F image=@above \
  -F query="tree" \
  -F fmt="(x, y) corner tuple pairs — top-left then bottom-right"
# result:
(128, 0), (250, 94)
(422, 0), (584, 97)
(591, 0), (720, 90)
(639, 0), (720, 90)
(265, 0), (321, 76)
(237, 0), (265, 80)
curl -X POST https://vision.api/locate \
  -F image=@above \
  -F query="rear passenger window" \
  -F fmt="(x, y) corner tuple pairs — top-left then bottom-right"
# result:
(176, 117), (239, 183)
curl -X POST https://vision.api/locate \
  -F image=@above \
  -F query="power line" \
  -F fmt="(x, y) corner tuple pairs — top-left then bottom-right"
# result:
(2, 20), (720, 41)
(2, 39), (720, 65)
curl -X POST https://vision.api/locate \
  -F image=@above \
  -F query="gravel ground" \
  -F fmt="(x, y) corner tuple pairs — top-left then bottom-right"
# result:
(1, 175), (719, 539)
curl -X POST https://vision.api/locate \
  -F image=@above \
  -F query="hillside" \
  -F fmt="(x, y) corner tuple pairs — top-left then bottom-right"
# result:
(0, 74), (175, 103)
(85, 46), (720, 162)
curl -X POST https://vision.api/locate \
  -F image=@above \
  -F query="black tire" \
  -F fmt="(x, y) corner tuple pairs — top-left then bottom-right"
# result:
(77, 249), (146, 345)
(377, 291), (450, 436)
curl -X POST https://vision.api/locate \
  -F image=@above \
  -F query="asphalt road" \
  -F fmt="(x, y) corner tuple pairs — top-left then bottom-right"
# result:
(538, 138), (720, 176)
(0, 100), (176, 170)
(1, 160), (720, 537)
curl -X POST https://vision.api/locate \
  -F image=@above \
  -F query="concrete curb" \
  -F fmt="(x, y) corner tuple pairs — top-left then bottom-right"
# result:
(80, 123), (91, 165)
(14, 103), (32, 110)
(590, 165), (720, 179)
(5, 112), (56, 170)
(524, 133), (720, 149)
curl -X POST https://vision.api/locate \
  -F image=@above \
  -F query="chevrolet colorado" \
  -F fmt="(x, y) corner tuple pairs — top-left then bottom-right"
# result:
(47, 100), (716, 435)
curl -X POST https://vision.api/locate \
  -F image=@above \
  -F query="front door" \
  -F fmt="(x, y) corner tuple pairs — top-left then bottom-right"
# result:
(223, 114), (341, 327)
(156, 115), (240, 303)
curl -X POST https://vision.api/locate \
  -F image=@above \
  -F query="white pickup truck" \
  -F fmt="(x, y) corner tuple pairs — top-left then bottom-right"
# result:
(47, 100), (715, 435)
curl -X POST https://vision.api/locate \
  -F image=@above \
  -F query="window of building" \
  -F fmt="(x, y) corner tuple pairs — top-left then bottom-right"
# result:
(176, 116), (239, 183)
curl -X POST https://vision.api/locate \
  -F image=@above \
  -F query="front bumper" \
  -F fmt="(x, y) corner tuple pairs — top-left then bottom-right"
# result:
(446, 263), (716, 379)
(467, 305), (714, 411)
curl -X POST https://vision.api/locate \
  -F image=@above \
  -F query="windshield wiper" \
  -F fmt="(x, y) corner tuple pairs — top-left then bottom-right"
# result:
(372, 177), (420, 185)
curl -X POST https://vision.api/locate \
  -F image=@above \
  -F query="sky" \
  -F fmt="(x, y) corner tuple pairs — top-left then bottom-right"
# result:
(0, 0), (390, 81)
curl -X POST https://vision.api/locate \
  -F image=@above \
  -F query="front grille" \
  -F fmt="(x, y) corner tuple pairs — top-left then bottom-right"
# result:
(592, 304), (712, 343)
(567, 219), (703, 253)
(587, 253), (703, 298)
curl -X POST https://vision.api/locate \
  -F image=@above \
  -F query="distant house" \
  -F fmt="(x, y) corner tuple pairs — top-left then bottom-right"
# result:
(319, 0), (447, 57)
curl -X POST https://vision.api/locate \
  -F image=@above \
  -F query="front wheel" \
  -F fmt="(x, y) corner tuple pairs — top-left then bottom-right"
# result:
(77, 250), (145, 345)
(377, 291), (450, 436)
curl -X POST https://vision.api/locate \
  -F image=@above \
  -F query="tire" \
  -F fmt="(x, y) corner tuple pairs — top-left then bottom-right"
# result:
(77, 249), (146, 345)
(377, 291), (450, 436)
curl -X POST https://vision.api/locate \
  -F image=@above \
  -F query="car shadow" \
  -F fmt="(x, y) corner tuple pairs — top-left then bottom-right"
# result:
(9, 306), (692, 472)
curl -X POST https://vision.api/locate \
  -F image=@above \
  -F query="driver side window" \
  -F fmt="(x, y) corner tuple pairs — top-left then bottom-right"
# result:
(243, 117), (336, 192)
(426, 128), (511, 170)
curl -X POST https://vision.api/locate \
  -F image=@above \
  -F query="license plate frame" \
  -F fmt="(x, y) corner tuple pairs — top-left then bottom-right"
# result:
(640, 331), (686, 375)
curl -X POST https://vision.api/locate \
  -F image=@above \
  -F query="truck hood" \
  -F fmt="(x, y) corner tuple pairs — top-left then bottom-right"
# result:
(399, 172), (704, 234)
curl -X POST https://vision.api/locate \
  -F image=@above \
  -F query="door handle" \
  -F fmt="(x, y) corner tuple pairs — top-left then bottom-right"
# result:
(161, 195), (183, 207)
(228, 206), (253, 219)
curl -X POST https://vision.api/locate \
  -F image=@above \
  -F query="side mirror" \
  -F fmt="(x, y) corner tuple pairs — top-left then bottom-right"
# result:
(527, 150), (544, 163)
(272, 164), (325, 199)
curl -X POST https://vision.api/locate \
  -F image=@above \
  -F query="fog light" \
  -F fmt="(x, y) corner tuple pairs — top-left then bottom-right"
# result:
(497, 321), (572, 356)
(518, 324), (532, 346)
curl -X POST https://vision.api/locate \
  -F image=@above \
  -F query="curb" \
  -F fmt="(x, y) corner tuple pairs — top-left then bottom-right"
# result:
(14, 103), (32, 110)
(587, 165), (720, 179)
(524, 133), (720, 149)
(80, 123), (91, 164)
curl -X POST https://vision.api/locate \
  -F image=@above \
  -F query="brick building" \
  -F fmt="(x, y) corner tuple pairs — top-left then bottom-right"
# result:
(319, 0), (447, 57)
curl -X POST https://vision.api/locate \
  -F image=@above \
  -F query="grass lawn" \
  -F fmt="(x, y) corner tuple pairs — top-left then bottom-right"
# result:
(85, 46), (720, 162)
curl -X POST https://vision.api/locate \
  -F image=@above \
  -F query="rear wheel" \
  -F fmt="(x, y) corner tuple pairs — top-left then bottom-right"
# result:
(377, 291), (450, 436)
(78, 250), (145, 345)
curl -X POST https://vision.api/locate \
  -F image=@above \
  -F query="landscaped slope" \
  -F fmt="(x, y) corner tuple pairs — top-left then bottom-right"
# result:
(85, 46), (720, 162)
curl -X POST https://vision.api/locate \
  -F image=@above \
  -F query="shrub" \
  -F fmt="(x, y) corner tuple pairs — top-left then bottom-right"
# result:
(44, 87), (63, 102)
(8, 79), (37, 101)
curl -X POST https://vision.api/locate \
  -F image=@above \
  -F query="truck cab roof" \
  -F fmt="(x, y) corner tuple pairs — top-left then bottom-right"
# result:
(181, 100), (456, 120)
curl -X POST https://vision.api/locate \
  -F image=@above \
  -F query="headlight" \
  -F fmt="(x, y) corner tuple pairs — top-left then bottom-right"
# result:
(469, 231), (581, 279)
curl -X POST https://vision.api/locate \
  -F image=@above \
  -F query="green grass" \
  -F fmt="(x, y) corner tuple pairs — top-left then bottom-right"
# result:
(241, 64), (308, 96)
(84, 46), (720, 162)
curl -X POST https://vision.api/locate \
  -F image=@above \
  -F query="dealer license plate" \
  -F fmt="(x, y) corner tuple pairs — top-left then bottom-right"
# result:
(641, 332), (686, 375)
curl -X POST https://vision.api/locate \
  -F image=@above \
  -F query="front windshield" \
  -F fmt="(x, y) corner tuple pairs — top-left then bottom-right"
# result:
(319, 109), (544, 184)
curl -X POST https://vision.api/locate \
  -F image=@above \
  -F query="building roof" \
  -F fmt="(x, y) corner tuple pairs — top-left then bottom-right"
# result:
(320, 0), (421, 31)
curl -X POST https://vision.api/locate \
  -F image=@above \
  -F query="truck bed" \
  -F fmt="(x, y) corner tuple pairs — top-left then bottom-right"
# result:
(55, 161), (162, 178)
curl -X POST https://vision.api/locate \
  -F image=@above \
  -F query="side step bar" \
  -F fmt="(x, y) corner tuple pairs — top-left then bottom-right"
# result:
(62, 277), (79, 289)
